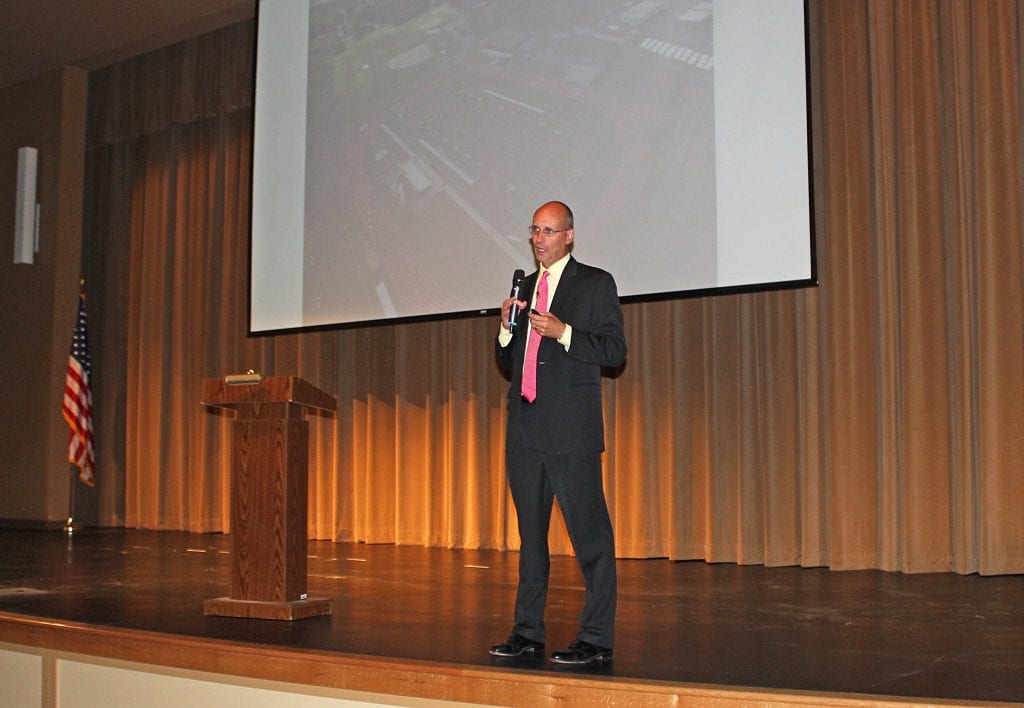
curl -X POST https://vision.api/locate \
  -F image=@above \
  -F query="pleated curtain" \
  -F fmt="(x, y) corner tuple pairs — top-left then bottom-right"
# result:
(82, 1), (1024, 575)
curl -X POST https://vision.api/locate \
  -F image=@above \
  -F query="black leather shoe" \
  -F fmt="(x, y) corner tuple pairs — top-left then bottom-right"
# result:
(550, 639), (613, 664)
(489, 633), (544, 657)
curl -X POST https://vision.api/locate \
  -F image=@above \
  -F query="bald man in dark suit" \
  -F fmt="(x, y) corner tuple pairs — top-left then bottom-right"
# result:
(490, 201), (627, 665)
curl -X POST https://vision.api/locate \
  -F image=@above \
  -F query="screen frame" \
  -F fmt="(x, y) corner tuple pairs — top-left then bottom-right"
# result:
(245, 0), (818, 336)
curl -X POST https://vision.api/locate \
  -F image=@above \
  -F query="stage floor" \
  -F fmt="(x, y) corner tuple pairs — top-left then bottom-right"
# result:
(0, 528), (1022, 705)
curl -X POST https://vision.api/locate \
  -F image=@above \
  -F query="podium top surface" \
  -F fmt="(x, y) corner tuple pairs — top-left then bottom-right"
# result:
(202, 375), (337, 413)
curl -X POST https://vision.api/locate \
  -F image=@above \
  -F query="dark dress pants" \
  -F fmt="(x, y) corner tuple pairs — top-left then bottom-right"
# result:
(505, 425), (617, 648)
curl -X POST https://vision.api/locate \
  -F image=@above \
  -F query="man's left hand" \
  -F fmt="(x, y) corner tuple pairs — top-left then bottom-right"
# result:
(529, 310), (566, 340)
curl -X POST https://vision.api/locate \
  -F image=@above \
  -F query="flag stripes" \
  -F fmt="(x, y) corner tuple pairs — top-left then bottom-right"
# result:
(62, 294), (95, 486)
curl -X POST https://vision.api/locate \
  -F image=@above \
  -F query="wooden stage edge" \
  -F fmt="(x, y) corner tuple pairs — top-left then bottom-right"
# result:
(0, 611), (997, 708)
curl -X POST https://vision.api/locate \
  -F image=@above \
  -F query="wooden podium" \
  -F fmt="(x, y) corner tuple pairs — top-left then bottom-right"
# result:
(201, 375), (336, 620)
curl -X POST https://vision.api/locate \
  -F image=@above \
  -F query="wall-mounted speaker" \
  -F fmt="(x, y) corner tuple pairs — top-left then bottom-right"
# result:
(14, 146), (39, 265)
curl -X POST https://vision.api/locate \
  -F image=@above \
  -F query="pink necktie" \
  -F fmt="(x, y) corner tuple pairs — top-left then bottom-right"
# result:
(521, 271), (549, 402)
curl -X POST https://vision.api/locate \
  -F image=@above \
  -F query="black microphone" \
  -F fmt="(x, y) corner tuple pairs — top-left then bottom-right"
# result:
(506, 269), (526, 329)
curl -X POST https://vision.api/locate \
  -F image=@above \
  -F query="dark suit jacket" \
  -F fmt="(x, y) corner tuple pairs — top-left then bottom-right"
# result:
(496, 257), (627, 455)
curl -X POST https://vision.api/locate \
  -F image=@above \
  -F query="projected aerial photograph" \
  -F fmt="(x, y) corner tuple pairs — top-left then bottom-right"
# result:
(302, 0), (715, 325)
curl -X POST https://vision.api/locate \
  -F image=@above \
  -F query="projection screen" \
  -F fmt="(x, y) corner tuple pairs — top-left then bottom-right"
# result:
(250, 0), (814, 333)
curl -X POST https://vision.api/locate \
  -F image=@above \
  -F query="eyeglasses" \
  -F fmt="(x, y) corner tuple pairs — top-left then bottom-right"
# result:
(528, 226), (570, 237)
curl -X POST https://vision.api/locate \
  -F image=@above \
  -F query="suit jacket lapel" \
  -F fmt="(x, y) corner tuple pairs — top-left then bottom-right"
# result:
(548, 256), (577, 313)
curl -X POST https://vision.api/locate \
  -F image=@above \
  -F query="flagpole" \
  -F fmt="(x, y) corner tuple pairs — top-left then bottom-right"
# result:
(64, 463), (77, 535)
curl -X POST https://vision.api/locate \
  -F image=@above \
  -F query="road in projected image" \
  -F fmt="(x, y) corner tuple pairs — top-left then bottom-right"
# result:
(300, 0), (716, 326)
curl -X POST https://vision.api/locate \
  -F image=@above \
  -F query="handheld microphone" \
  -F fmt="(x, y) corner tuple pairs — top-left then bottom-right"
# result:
(507, 269), (526, 329)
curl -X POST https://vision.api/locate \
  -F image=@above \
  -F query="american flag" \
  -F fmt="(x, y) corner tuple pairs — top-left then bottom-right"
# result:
(62, 294), (95, 486)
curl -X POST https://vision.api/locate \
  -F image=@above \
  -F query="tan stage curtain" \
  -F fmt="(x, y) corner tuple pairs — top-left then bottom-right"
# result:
(82, 2), (1024, 574)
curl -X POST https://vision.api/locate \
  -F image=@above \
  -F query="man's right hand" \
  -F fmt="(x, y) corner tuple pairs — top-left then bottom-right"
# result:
(501, 297), (528, 330)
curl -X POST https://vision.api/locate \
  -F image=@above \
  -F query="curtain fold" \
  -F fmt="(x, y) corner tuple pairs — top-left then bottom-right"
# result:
(83, 3), (1024, 573)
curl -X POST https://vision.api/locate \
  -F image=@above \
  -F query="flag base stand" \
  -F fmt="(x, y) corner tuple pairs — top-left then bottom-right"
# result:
(64, 463), (78, 535)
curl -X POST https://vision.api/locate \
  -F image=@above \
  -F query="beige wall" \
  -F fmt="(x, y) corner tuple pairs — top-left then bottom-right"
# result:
(0, 644), (439, 708)
(0, 67), (89, 525)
